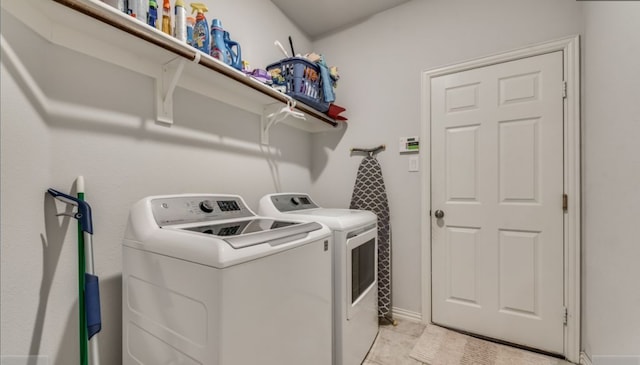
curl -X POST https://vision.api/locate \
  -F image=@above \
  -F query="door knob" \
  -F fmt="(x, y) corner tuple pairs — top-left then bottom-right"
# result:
(434, 210), (445, 219)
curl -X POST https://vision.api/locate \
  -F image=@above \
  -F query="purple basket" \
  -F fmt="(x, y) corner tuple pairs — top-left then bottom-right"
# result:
(266, 57), (330, 113)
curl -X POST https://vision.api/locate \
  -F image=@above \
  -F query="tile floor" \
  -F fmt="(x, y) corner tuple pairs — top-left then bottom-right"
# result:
(363, 319), (427, 365)
(362, 319), (574, 365)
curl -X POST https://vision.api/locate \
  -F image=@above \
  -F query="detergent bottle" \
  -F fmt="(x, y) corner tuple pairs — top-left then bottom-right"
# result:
(147, 0), (158, 28)
(161, 0), (171, 35)
(210, 19), (229, 64)
(223, 31), (242, 70)
(190, 3), (210, 53)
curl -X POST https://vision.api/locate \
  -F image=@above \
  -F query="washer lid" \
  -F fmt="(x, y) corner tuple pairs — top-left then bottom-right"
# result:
(259, 193), (377, 230)
(180, 218), (324, 249)
(270, 208), (376, 231)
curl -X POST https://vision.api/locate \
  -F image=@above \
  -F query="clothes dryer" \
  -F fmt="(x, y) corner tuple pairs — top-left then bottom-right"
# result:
(259, 193), (379, 365)
(123, 194), (332, 365)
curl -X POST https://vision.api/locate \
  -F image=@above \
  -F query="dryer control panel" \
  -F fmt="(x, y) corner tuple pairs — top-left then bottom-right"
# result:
(269, 194), (319, 212)
(151, 195), (254, 226)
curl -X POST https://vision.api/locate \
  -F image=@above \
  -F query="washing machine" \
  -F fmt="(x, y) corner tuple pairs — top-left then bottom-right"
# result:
(259, 193), (379, 365)
(122, 194), (333, 365)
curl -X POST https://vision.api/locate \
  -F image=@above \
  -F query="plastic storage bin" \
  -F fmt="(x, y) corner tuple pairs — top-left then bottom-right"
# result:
(266, 57), (330, 113)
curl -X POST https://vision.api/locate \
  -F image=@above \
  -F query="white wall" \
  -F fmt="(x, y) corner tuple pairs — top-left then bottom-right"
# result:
(582, 2), (640, 363)
(312, 0), (640, 361)
(310, 0), (584, 317)
(4, 0), (640, 363)
(0, 1), (312, 363)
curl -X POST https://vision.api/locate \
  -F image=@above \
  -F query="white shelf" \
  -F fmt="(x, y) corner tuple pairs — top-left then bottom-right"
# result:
(2, 0), (342, 139)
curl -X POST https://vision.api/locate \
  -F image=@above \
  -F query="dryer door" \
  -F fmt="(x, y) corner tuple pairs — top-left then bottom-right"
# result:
(346, 226), (377, 320)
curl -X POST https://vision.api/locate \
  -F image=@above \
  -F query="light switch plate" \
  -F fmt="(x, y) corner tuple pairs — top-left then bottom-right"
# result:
(409, 156), (419, 172)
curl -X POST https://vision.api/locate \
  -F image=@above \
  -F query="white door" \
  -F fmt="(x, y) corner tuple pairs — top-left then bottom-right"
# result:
(431, 51), (565, 354)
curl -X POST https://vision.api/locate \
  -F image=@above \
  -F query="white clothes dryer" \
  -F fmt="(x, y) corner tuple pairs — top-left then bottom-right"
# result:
(122, 194), (333, 365)
(259, 193), (379, 365)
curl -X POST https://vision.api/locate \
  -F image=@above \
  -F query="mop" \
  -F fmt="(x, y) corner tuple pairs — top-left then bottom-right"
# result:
(350, 147), (396, 325)
(48, 176), (101, 365)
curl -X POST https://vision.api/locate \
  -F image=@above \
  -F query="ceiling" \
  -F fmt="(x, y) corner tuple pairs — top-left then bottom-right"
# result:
(270, 0), (411, 40)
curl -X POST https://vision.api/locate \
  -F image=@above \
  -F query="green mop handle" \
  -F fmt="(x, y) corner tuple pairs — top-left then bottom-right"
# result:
(77, 186), (89, 365)
(80, 178), (100, 365)
(47, 181), (93, 365)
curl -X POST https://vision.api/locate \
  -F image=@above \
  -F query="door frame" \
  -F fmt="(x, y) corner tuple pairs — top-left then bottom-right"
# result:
(420, 35), (580, 363)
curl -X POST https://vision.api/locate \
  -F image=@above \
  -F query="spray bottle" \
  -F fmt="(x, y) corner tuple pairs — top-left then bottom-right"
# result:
(161, 0), (171, 35)
(147, 0), (158, 29)
(174, 0), (187, 42)
(190, 3), (210, 53)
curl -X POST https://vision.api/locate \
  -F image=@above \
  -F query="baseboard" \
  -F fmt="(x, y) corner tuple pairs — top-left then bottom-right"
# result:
(392, 307), (422, 322)
(580, 352), (593, 365)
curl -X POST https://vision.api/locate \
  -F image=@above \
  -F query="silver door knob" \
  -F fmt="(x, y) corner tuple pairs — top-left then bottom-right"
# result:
(434, 210), (445, 219)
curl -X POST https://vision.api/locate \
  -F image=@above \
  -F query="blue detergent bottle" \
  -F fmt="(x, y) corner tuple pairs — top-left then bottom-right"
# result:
(210, 19), (229, 64)
(223, 31), (242, 71)
(147, 0), (158, 28)
(190, 3), (210, 53)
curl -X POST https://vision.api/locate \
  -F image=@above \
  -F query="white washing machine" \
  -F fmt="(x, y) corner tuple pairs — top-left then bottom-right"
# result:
(122, 194), (333, 365)
(259, 193), (379, 365)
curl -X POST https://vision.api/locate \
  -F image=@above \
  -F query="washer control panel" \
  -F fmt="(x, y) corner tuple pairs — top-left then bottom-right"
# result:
(270, 194), (319, 212)
(151, 195), (253, 226)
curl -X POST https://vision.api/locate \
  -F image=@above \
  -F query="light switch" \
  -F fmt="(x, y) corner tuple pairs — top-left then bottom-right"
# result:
(409, 156), (419, 172)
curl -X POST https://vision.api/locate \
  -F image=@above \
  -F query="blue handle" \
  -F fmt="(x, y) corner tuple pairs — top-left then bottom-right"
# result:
(227, 42), (242, 70)
(85, 273), (102, 340)
(47, 188), (94, 234)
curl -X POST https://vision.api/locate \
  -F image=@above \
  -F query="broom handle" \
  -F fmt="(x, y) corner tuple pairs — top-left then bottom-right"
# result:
(79, 176), (100, 365)
(85, 231), (100, 365)
(77, 180), (89, 365)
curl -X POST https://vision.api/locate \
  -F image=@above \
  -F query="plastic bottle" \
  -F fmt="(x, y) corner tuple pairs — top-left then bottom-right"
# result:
(128, 0), (145, 22)
(127, 1), (137, 19)
(210, 19), (228, 63)
(155, 0), (162, 30)
(148, 0), (158, 29)
(137, 0), (148, 23)
(223, 30), (242, 70)
(174, 0), (187, 42)
(186, 16), (195, 46)
(161, 0), (171, 35)
(190, 3), (209, 53)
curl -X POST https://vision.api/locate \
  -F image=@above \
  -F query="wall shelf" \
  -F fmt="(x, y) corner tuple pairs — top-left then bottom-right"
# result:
(2, 0), (342, 140)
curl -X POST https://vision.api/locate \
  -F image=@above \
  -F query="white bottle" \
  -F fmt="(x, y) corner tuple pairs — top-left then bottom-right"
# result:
(174, 0), (187, 42)
(137, 0), (148, 23)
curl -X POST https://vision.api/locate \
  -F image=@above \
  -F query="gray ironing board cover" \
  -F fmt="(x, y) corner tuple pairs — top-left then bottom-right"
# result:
(350, 155), (392, 320)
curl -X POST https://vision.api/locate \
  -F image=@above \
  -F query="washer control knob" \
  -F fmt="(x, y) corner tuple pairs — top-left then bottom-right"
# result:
(291, 197), (301, 205)
(199, 200), (214, 213)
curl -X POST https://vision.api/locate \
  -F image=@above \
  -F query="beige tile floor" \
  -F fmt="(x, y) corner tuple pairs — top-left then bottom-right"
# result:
(362, 319), (574, 365)
(363, 318), (428, 365)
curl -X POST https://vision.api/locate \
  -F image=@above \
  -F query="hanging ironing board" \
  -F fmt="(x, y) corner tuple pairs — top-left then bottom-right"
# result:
(350, 146), (394, 324)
